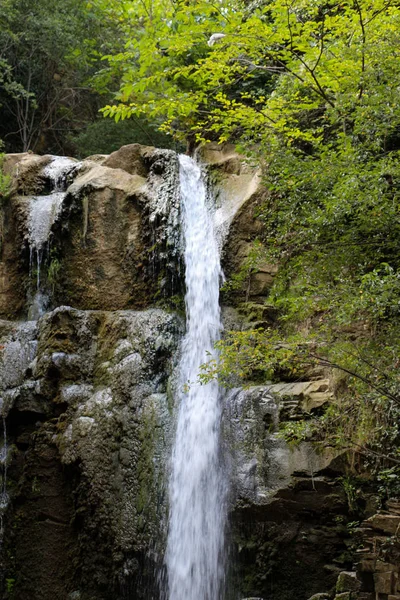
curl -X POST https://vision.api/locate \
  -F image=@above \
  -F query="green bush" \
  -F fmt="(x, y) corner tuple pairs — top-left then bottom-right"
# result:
(69, 117), (182, 158)
(0, 148), (10, 200)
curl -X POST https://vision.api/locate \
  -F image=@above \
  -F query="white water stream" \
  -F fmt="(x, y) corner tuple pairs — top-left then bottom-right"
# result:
(27, 156), (76, 318)
(166, 155), (227, 600)
(28, 156), (75, 290)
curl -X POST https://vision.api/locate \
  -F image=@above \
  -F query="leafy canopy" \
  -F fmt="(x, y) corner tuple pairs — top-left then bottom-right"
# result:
(101, 0), (400, 147)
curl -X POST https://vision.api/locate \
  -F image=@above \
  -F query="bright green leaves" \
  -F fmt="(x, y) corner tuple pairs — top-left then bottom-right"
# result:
(357, 264), (400, 320)
(0, 152), (11, 201)
(259, 138), (400, 325)
(199, 328), (308, 387)
(98, 0), (400, 152)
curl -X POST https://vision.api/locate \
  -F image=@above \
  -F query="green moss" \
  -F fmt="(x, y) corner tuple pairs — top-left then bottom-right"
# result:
(47, 257), (62, 293)
(134, 404), (158, 532)
(5, 577), (15, 595)
(232, 530), (279, 598)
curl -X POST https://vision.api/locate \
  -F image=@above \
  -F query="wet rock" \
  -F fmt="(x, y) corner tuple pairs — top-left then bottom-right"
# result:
(336, 571), (360, 593)
(102, 143), (154, 177)
(335, 593), (351, 600)
(225, 383), (338, 503)
(3, 152), (52, 195)
(364, 514), (400, 535)
(1, 305), (183, 599)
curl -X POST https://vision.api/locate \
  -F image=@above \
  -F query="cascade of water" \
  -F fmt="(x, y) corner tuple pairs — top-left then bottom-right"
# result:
(166, 155), (227, 600)
(28, 156), (75, 292)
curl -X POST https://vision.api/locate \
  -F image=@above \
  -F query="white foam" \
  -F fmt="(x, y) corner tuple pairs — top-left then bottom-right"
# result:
(166, 155), (227, 600)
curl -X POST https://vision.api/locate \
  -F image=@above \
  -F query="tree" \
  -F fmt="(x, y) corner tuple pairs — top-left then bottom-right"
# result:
(100, 1), (400, 147)
(0, 0), (123, 153)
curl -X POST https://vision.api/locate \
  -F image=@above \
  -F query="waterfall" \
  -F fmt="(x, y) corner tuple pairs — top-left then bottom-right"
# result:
(27, 156), (76, 318)
(166, 155), (227, 600)
(28, 157), (75, 272)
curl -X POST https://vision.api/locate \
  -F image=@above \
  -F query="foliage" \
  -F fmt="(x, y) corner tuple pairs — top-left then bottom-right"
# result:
(377, 467), (400, 501)
(5, 578), (15, 594)
(69, 117), (178, 158)
(259, 144), (400, 327)
(0, 151), (11, 201)
(277, 419), (316, 447)
(338, 476), (363, 515)
(200, 328), (296, 385)
(100, 0), (400, 145)
(0, 0), (133, 153)
(101, 0), (400, 330)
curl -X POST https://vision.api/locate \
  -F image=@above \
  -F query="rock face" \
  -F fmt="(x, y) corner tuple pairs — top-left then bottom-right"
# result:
(2, 305), (182, 599)
(355, 502), (400, 600)
(0, 144), (375, 600)
(2, 145), (183, 315)
(303, 501), (400, 600)
(224, 382), (353, 600)
(225, 383), (336, 504)
(1, 144), (264, 317)
(0, 146), (189, 599)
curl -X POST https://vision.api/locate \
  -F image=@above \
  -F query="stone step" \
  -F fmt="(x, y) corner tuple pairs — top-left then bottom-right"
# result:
(365, 514), (400, 535)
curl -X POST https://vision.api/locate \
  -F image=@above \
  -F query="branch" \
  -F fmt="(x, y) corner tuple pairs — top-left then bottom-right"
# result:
(311, 18), (325, 75)
(309, 352), (400, 406)
(284, 1), (335, 108)
(350, 442), (400, 466)
(365, 1), (393, 26)
(354, 0), (366, 100)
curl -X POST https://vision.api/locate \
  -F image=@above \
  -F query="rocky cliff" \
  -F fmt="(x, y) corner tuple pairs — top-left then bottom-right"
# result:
(0, 144), (396, 600)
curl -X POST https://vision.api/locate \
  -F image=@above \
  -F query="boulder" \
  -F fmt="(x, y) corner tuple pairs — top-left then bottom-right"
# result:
(336, 572), (361, 593)
(269, 380), (333, 413)
(374, 571), (396, 595)
(102, 142), (155, 176)
(365, 514), (400, 535)
(335, 593), (351, 600)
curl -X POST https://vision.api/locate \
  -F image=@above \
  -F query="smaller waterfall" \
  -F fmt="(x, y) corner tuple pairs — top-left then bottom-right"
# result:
(166, 155), (227, 600)
(28, 156), (76, 317)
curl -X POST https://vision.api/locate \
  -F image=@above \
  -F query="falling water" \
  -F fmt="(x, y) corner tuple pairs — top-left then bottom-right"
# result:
(28, 156), (75, 290)
(27, 156), (75, 318)
(166, 155), (226, 600)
